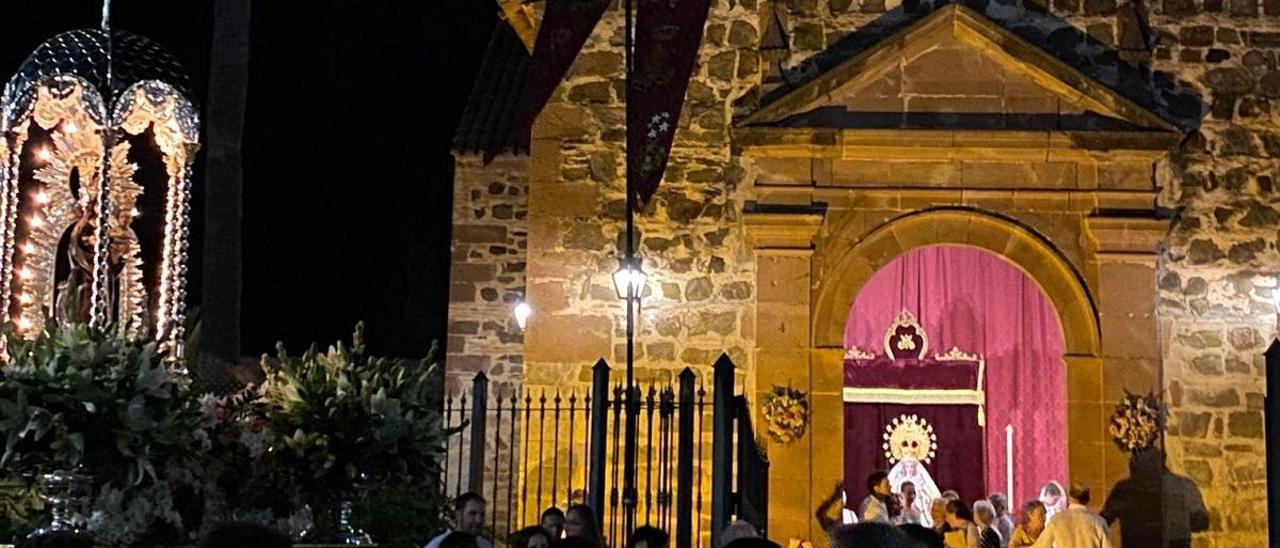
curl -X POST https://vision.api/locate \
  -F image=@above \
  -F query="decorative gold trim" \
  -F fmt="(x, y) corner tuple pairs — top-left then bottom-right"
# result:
(842, 387), (984, 406)
(934, 346), (978, 361)
(844, 346), (876, 360)
(883, 308), (928, 359)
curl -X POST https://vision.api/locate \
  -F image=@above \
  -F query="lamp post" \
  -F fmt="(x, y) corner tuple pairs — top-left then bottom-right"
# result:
(620, 0), (640, 535)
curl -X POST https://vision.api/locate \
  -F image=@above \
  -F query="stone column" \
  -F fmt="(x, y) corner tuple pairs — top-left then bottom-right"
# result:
(1084, 217), (1169, 509)
(744, 210), (824, 543)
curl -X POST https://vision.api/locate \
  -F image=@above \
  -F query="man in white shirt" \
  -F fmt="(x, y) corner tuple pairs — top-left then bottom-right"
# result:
(424, 492), (494, 548)
(1030, 484), (1111, 548)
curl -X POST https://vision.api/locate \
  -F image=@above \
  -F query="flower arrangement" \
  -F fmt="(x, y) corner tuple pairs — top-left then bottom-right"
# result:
(761, 386), (809, 444)
(1108, 391), (1163, 454)
(0, 324), (209, 545)
(230, 323), (450, 542)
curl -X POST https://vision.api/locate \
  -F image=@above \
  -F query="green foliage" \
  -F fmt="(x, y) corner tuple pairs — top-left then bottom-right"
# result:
(0, 324), (209, 544)
(0, 322), (452, 545)
(245, 323), (449, 503)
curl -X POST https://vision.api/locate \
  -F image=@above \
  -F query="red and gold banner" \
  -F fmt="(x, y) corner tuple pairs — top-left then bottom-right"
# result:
(510, 0), (611, 156)
(628, 0), (713, 207)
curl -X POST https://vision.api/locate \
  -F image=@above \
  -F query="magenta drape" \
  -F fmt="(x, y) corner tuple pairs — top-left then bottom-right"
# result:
(843, 246), (1066, 508)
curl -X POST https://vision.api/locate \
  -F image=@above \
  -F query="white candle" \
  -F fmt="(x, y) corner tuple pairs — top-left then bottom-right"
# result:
(1005, 424), (1014, 508)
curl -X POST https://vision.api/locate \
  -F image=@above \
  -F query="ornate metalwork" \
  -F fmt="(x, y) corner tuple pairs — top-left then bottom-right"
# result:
(0, 29), (199, 363)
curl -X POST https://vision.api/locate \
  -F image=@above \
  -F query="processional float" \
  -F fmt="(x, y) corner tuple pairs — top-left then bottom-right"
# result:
(0, 27), (200, 362)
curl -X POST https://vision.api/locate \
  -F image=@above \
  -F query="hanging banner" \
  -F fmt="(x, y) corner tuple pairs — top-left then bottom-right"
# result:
(505, 0), (611, 159)
(628, 0), (713, 207)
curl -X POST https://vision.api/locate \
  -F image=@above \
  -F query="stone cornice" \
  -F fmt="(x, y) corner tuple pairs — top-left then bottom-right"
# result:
(743, 211), (825, 250)
(1084, 216), (1170, 255)
(732, 127), (1181, 160)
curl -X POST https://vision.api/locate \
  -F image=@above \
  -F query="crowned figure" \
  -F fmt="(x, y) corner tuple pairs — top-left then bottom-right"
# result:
(884, 415), (942, 527)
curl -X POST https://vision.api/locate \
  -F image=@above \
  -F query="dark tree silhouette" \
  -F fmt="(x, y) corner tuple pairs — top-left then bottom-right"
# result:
(201, 0), (250, 360)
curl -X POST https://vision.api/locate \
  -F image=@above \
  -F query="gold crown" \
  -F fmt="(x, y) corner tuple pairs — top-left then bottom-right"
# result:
(882, 414), (938, 464)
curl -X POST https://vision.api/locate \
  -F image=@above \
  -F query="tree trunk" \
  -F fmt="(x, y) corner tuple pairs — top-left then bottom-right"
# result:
(201, 0), (251, 360)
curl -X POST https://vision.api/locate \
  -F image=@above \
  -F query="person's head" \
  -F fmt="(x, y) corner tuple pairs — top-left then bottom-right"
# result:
(944, 499), (973, 528)
(929, 498), (947, 528)
(1021, 501), (1047, 532)
(1038, 482), (1064, 507)
(723, 537), (782, 548)
(866, 470), (891, 497)
(441, 532), (481, 548)
(541, 507), (567, 538)
(629, 526), (669, 548)
(972, 500), (997, 528)
(898, 523), (944, 548)
(565, 504), (602, 543)
(21, 532), (95, 548)
(197, 522), (292, 548)
(454, 492), (487, 534)
(900, 481), (917, 506)
(555, 535), (601, 548)
(719, 520), (760, 547)
(512, 526), (554, 548)
(988, 493), (1008, 517)
(1068, 483), (1091, 506)
(940, 490), (960, 502)
(829, 522), (913, 548)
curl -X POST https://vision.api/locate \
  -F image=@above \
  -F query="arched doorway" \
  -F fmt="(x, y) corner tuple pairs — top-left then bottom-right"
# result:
(841, 245), (1066, 516)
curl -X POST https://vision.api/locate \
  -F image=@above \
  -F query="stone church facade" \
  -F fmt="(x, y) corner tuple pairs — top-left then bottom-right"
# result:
(449, 0), (1277, 545)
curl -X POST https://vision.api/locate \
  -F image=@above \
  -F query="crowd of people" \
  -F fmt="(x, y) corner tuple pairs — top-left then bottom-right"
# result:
(16, 479), (1110, 548)
(813, 471), (1112, 548)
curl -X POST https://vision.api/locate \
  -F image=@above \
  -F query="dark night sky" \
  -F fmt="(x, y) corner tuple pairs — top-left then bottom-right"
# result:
(0, 1), (496, 357)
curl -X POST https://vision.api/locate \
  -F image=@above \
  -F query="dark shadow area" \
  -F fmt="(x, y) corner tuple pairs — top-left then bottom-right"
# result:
(752, 0), (1206, 133)
(1101, 449), (1209, 548)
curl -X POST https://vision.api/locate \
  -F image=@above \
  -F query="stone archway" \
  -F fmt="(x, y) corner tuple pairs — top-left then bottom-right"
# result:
(812, 207), (1100, 358)
(745, 205), (1136, 544)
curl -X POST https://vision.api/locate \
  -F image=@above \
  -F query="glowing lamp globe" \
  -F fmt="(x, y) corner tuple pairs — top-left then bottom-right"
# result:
(612, 258), (648, 300)
(513, 301), (533, 330)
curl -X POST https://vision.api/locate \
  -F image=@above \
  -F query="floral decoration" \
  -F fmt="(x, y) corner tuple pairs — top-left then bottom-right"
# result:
(1108, 390), (1163, 454)
(762, 386), (810, 444)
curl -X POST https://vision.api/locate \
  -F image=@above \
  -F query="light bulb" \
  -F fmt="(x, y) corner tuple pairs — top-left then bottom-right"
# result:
(28, 215), (42, 227)
(34, 191), (49, 204)
(20, 243), (34, 254)
(64, 122), (77, 133)
(16, 317), (31, 331)
(130, 207), (140, 218)
(17, 267), (32, 280)
(18, 293), (31, 304)
(36, 148), (50, 161)
(513, 301), (533, 330)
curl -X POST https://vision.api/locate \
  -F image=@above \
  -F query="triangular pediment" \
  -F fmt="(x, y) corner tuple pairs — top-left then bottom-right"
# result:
(740, 4), (1178, 134)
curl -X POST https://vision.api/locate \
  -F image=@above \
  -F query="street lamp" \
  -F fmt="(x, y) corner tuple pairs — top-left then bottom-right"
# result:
(612, 257), (648, 300)
(513, 301), (533, 330)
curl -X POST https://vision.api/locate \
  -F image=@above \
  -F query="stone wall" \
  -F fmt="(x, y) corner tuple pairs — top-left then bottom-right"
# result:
(446, 153), (530, 501)
(448, 153), (530, 398)
(522, 0), (763, 391)
(449, 0), (1278, 543)
(1152, 2), (1280, 539)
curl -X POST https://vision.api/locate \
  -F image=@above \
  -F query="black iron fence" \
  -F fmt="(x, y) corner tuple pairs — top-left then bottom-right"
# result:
(442, 354), (767, 548)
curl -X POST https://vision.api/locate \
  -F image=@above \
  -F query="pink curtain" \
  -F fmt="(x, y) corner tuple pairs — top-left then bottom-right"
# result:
(843, 245), (1066, 508)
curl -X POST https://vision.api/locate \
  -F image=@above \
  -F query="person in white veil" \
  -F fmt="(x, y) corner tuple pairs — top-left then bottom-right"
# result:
(1038, 481), (1067, 525)
(888, 457), (941, 527)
